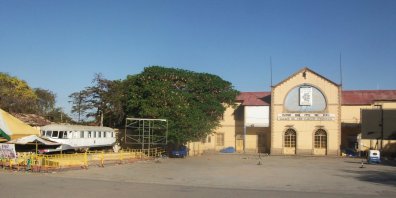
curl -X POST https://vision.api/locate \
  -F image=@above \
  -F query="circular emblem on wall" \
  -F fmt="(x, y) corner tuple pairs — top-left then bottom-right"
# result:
(284, 85), (327, 112)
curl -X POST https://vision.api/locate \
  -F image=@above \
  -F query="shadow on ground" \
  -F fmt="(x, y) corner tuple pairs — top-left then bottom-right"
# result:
(344, 158), (396, 167)
(342, 169), (396, 187)
(380, 159), (396, 167)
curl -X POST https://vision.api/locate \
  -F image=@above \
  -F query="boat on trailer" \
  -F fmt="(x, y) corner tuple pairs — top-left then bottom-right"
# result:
(39, 124), (116, 153)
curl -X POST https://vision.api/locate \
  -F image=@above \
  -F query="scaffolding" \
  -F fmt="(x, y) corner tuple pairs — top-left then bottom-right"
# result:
(124, 118), (168, 155)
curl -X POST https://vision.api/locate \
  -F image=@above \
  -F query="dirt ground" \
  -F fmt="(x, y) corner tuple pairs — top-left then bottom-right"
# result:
(1, 153), (396, 197)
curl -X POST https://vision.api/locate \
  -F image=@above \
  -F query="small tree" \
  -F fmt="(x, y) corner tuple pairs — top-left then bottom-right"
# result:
(69, 73), (125, 126)
(69, 90), (91, 123)
(34, 88), (56, 115)
(46, 107), (73, 123)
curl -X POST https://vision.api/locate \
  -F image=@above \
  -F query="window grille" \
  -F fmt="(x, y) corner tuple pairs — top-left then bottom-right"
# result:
(314, 129), (327, 148)
(216, 133), (224, 146)
(284, 129), (296, 148)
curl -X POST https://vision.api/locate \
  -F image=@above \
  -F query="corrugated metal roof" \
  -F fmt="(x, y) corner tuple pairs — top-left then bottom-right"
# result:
(236, 92), (271, 106)
(237, 90), (396, 106)
(342, 90), (396, 105)
(11, 113), (51, 127)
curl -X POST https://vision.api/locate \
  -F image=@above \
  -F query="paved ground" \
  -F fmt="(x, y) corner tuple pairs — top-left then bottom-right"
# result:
(1, 154), (395, 197)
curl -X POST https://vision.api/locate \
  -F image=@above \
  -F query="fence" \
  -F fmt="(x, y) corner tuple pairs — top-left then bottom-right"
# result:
(0, 148), (164, 172)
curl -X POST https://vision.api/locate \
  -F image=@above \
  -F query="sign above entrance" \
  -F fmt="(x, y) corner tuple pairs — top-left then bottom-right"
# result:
(277, 113), (335, 121)
(299, 87), (312, 106)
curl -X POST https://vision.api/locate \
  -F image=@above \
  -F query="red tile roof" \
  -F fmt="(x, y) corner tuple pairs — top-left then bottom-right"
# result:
(237, 90), (396, 106)
(341, 90), (396, 105)
(236, 92), (271, 106)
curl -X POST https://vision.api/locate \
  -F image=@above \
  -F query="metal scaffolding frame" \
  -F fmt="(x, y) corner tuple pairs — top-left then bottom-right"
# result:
(124, 118), (168, 153)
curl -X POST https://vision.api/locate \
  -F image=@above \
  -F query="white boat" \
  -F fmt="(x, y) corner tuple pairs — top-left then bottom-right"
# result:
(40, 124), (116, 153)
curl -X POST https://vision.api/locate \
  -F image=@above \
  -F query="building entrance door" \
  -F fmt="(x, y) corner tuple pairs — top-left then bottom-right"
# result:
(283, 129), (297, 155)
(236, 138), (244, 152)
(313, 129), (327, 155)
(283, 129), (296, 155)
(258, 134), (266, 153)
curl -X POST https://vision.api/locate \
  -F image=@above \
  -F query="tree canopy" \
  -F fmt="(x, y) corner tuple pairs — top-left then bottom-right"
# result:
(0, 72), (37, 113)
(0, 72), (71, 122)
(123, 66), (239, 144)
(34, 88), (56, 115)
(69, 73), (124, 125)
(69, 66), (239, 144)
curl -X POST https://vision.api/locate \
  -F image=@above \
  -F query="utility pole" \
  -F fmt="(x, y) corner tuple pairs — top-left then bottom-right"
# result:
(380, 105), (384, 150)
(243, 125), (246, 153)
(78, 91), (82, 123)
(374, 104), (384, 150)
(100, 110), (104, 127)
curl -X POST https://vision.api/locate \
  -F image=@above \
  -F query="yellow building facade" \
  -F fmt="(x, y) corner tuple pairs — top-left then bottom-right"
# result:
(271, 68), (341, 155)
(341, 97), (396, 155)
(192, 67), (396, 156)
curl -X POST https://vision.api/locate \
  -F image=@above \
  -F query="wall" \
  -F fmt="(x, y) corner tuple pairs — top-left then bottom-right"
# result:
(187, 141), (205, 156)
(202, 104), (271, 153)
(271, 69), (341, 155)
(244, 106), (270, 127)
(201, 104), (238, 152)
(341, 103), (396, 154)
(341, 105), (368, 123)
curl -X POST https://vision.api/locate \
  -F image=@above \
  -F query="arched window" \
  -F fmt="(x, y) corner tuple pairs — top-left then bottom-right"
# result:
(314, 129), (327, 148)
(284, 85), (327, 112)
(284, 129), (296, 148)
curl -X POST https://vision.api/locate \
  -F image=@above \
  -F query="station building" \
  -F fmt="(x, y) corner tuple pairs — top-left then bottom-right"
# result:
(195, 67), (396, 156)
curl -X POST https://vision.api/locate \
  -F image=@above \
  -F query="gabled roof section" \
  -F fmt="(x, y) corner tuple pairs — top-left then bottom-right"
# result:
(236, 92), (271, 106)
(342, 90), (396, 105)
(273, 67), (340, 88)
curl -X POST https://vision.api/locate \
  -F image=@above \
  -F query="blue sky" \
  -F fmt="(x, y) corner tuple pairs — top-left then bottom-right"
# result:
(1, 0), (395, 115)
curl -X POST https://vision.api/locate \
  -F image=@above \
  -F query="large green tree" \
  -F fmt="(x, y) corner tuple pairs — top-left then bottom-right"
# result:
(68, 66), (239, 144)
(123, 66), (239, 144)
(0, 72), (38, 113)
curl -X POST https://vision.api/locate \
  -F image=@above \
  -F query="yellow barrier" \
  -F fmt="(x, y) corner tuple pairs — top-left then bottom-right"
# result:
(0, 148), (165, 172)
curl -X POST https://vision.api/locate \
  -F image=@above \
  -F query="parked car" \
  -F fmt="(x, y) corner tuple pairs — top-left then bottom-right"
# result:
(367, 150), (381, 164)
(170, 145), (188, 158)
